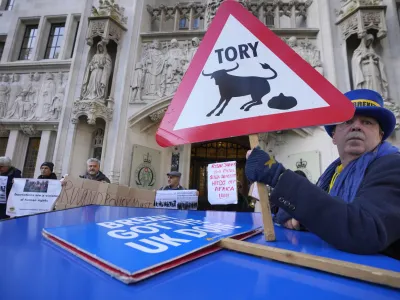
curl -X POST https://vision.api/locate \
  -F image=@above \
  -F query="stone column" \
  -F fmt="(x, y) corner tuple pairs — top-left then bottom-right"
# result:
(5, 130), (29, 170)
(33, 130), (52, 178)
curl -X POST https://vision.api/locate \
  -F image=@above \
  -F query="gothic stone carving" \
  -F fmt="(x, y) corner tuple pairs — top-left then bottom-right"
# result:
(0, 72), (68, 121)
(20, 124), (39, 136)
(81, 41), (113, 104)
(204, 0), (223, 29)
(87, 0), (127, 46)
(294, 0), (313, 18)
(130, 38), (201, 103)
(91, 0), (127, 26)
(149, 108), (168, 123)
(282, 36), (323, 75)
(336, 0), (387, 40)
(385, 100), (400, 130)
(351, 33), (388, 99)
(71, 100), (113, 125)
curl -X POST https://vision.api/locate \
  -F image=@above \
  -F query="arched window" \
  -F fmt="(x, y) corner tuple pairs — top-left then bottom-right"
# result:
(179, 18), (188, 30)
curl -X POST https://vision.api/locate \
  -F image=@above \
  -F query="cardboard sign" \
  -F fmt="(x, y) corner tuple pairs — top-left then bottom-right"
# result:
(0, 176), (7, 204)
(6, 178), (61, 217)
(207, 161), (238, 205)
(155, 190), (198, 210)
(155, 1), (355, 147)
(42, 212), (262, 284)
(55, 176), (155, 210)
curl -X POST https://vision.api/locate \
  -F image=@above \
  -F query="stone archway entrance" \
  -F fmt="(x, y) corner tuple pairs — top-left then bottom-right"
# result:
(189, 136), (250, 210)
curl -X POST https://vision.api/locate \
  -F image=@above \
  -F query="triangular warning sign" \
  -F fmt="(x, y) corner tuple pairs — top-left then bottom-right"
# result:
(156, 0), (355, 147)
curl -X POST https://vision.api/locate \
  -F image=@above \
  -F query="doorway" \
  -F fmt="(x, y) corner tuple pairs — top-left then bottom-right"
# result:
(189, 136), (250, 210)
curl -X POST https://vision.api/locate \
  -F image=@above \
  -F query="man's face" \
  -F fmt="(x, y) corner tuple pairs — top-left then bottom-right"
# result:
(40, 166), (51, 176)
(167, 175), (179, 187)
(0, 165), (9, 174)
(87, 162), (100, 175)
(333, 115), (383, 159)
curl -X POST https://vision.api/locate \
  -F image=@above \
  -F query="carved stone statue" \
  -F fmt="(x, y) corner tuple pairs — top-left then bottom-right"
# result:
(28, 72), (41, 120)
(143, 40), (165, 98)
(184, 37), (200, 72)
(164, 39), (185, 96)
(7, 74), (22, 113)
(44, 72), (64, 120)
(6, 88), (33, 119)
(131, 62), (145, 102)
(351, 33), (388, 99)
(0, 74), (10, 118)
(81, 41), (113, 103)
(287, 36), (323, 75)
(40, 72), (57, 120)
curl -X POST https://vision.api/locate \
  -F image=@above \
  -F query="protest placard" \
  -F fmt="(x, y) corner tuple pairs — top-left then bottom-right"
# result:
(207, 161), (237, 205)
(55, 176), (155, 210)
(155, 190), (198, 210)
(42, 212), (262, 284)
(6, 178), (61, 217)
(0, 176), (7, 204)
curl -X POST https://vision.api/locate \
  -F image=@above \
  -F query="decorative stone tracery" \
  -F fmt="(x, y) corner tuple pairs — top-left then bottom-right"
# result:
(335, 0), (387, 40)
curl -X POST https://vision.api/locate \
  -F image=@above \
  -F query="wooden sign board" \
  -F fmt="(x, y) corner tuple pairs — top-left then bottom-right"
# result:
(54, 176), (155, 210)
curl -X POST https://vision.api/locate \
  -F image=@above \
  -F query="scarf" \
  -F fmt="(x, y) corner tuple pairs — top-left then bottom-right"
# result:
(317, 142), (399, 203)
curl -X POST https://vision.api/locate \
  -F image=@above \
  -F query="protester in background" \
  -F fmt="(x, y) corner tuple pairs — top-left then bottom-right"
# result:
(79, 158), (110, 183)
(159, 171), (185, 190)
(0, 156), (22, 219)
(38, 162), (57, 179)
(245, 89), (400, 259)
(236, 180), (253, 212)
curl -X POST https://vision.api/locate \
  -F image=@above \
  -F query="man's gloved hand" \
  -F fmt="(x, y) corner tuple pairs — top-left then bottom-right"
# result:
(245, 147), (285, 188)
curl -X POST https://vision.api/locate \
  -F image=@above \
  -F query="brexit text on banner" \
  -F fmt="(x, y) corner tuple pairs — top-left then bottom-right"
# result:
(42, 212), (262, 284)
(6, 178), (61, 217)
(155, 1), (355, 147)
(155, 190), (198, 210)
(207, 161), (238, 205)
(55, 176), (155, 210)
(0, 176), (7, 204)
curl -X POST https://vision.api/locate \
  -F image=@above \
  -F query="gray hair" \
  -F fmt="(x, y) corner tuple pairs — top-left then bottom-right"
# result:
(0, 156), (12, 167)
(86, 158), (101, 166)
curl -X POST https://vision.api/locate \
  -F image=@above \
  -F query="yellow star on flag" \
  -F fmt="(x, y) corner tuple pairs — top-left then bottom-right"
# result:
(264, 156), (276, 168)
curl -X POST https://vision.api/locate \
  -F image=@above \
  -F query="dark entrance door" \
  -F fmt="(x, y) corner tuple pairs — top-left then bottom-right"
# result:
(189, 137), (250, 211)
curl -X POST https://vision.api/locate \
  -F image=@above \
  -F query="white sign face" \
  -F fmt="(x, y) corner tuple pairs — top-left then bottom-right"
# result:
(0, 176), (7, 204)
(6, 178), (61, 217)
(155, 190), (198, 210)
(287, 151), (321, 184)
(207, 161), (238, 205)
(174, 15), (329, 131)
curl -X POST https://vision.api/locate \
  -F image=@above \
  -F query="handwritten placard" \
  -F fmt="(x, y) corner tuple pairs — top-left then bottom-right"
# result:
(207, 161), (237, 205)
(55, 176), (155, 210)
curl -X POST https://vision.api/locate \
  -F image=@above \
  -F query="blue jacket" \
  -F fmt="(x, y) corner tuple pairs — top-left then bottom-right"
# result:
(271, 153), (400, 260)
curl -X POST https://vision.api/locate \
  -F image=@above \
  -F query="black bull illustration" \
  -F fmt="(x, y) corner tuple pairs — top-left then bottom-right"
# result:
(202, 62), (278, 117)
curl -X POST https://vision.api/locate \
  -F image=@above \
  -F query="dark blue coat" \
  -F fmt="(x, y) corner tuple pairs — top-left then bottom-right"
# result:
(271, 153), (400, 260)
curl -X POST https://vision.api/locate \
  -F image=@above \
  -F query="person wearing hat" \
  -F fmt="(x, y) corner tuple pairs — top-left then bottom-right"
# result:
(38, 162), (57, 180)
(159, 171), (185, 190)
(245, 89), (400, 260)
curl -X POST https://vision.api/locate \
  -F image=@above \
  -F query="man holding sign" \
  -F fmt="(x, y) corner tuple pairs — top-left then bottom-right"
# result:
(245, 89), (400, 260)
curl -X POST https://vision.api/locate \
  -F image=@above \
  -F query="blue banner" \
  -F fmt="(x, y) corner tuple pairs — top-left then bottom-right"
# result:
(43, 212), (261, 275)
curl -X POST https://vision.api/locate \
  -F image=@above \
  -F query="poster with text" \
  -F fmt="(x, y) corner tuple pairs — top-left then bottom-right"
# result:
(0, 176), (8, 204)
(155, 190), (198, 210)
(42, 212), (262, 284)
(6, 178), (61, 217)
(207, 161), (237, 205)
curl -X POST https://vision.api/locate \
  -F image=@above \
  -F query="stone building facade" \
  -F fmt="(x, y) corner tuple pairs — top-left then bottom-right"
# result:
(0, 0), (399, 208)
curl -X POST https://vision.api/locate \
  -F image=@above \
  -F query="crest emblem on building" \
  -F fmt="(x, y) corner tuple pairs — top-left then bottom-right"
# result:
(135, 153), (156, 189)
(295, 158), (312, 181)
